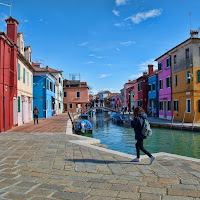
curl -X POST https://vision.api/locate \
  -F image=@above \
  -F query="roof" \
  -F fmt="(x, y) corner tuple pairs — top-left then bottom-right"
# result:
(155, 37), (200, 61)
(98, 90), (111, 94)
(5, 16), (19, 25)
(48, 67), (63, 73)
(125, 79), (136, 84)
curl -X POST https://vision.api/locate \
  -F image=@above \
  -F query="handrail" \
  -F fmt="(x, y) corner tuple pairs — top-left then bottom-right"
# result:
(192, 111), (196, 131)
(171, 113), (175, 128)
(181, 111), (186, 129)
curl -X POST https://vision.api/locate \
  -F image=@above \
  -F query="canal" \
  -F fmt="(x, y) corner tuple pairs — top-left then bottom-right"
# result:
(81, 112), (200, 159)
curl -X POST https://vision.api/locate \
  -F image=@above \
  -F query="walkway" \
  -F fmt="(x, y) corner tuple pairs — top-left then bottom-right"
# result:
(0, 114), (199, 199)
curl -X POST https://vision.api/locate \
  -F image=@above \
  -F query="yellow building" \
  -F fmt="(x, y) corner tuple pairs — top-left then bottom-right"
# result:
(170, 30), (200, 123)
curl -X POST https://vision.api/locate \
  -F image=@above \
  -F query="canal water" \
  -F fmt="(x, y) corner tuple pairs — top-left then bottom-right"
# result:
(81, 112), (200, 159)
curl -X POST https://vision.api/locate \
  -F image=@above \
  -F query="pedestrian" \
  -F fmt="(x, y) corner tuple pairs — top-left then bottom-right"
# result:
(33, 106), (39, 125)
(131, 106), (155, 164)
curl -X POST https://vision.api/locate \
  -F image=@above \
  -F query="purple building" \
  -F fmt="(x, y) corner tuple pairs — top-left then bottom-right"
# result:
(155, 55), (172, 120)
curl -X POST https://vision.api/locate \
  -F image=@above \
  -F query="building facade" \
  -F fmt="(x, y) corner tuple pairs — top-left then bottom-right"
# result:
(63, 79), (89, 113)
(155, 55), (172, 120)
(0, 17), (18, 132)
(17, 33), (34, 125)
(171, 31), (200, 122)
(32, 64), (56, 118)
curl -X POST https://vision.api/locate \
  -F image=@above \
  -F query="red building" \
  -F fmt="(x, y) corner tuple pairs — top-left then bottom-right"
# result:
(0, 17), (19, 132)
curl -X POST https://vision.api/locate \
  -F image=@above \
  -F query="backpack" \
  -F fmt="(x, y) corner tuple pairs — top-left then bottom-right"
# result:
(34, 109), (39, 115)
(141, 118), (152, 136)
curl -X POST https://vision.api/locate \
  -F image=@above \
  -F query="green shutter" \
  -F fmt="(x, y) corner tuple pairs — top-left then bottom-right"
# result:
(18, 97), (20, 112)
(198, 70), (200, 83)
(18, 63), (20, 80)
(23, 68), (25, 83)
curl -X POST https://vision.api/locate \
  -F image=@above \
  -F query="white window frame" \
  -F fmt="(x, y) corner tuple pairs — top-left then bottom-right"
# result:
(76, 91), (80, 98)
(69, 103), (73, 109)
(166, 76), (171, 88)
(159, 101), (163, 111)
(158, 62), (162, 71)
(174, 99), (178, 112)
(167, 101), (171, 111)
(186, 98), (191, 113)
(159, 79), (163, 90)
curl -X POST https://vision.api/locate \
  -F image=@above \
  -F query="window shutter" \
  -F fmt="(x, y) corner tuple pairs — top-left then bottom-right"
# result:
(198, 70), (200, 83)
(18, 97), (20, 112)
(18, 64), (20, 80)
(23, 68), (25, 83)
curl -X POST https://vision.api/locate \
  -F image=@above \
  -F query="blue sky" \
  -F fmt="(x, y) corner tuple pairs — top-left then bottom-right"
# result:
(1, 0), (200, 94)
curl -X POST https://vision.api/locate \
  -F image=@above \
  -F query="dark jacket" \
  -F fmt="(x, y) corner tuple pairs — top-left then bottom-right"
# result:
(131, 112), (147, 140)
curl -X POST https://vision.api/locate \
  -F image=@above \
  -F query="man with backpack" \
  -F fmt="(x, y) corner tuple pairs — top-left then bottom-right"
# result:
(131, 106), (155, 165)
(33, 106), (39, 125)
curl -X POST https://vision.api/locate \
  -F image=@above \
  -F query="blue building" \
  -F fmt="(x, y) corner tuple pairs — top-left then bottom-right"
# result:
(148, 71), (159, 117)
(33, 64), (56, 118)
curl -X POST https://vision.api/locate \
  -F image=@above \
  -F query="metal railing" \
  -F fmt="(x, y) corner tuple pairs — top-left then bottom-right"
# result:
(192, 111), (196, 131)
(181, 111), (186, 129)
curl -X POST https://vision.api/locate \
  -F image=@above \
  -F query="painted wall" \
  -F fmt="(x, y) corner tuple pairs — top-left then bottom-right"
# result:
(158, 55), (172, 120)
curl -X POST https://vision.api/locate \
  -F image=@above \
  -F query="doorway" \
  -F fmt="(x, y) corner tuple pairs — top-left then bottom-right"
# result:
(164, 101), (167, 118)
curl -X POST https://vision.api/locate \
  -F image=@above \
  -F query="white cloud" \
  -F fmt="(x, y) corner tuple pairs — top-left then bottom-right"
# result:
(120, 41), (135, 46)
(78, 42), (88, 46)
(138, 58), (158, 71)
(125, 9), (162, 24)
(0, 13), (8, 22)
(24, 20), (28, 23)
(129, 73), (143, 79)
(112, 10), (120, 16)
(113, 48), (120, 53)
(40, 19), (43, 21)
(87, 61), (94, 64)
(89, 54), (95, 57)
(116, 0), (127, 6)
(98, 74), (112, 78)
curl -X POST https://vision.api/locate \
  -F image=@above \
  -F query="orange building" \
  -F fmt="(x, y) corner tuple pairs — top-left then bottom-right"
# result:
(63, 79), (89, 112)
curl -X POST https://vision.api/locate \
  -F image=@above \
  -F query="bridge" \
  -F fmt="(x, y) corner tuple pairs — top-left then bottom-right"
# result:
(84, 106), (121, 114)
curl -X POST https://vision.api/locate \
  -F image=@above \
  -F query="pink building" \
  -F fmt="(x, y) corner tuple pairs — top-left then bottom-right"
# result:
(155, 55), (172, 120)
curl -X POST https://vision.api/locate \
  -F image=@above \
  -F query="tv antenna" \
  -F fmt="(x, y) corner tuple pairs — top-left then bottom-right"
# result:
(0, 3), (12, 16)
(189, 11), (192, 30)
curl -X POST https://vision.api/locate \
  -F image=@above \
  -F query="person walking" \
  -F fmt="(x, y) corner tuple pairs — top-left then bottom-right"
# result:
(131, 106), (155, 164)
(33, 106), (39, 125)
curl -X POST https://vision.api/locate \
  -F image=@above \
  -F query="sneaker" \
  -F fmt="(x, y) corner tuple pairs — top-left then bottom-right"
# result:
(150, 156), (155, 165)
(131, 158), (141, 162)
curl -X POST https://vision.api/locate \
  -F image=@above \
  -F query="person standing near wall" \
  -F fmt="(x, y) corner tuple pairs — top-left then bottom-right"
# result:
(33, 106), (39, 125)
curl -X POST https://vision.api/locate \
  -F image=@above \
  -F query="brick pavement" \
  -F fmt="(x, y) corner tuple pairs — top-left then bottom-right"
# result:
(0, 114), (199, 199)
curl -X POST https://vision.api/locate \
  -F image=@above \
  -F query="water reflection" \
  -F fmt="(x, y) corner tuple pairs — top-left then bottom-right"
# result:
(82, 112), (200, 159)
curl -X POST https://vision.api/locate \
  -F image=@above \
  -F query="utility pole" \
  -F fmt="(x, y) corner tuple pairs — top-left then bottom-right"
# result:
(0, 3), (12, 16)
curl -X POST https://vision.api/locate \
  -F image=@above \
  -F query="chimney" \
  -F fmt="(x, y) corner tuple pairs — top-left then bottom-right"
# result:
(5, 17), (19, 44)
(190, 30), (199, 38)
(46, 66), (49, 70)
(143, 72), (148, 76)
(148, 65), (154, 76)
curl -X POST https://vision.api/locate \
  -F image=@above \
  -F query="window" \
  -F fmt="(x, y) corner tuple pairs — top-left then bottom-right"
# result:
(23, 68), (25, 83)
(76, 91), (80, 98)
(27, 71), (29, 86)
(166, 57), (171, 68)
(47, 99), (48, 110)
(50, 99), (51, 110)
(148, 84), (151, 92)
(18, 96), (20, 112)
(69, 103), (73, 109)
(158, 62), (162, 71)
(21, 41), (23, 51)
(198, 70), (200, 83)
(140, 82), (142, 91)
(186, 99), (191, 113)
(50, 82), (53, 92)
(137, 84), (140, 92)
(159, 79), (163, 90)
(186, 48), (189, 59)
(29, 52), (32, 62)
(167, 101), (171, 111)
(174, 100), (178, 112)
(166, 77), (171, 88)
(174, 75), (177, 86)
(18, 63), (20, 80)
(186, 71), (190, 84)
(59, 103), (61, 109)
(152, 83), (155, 91)
(174, 55), (177, 64)
(64, 92), (67, 98)
(137, 100), (142, 107)
(159, 102), (163, 111)
(59, 77), (61, 83)
(60, 91), (62, 97)
(47, 80), (49, 90)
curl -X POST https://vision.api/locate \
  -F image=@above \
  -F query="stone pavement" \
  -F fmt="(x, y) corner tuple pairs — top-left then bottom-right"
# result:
(0, 114), (199, 199)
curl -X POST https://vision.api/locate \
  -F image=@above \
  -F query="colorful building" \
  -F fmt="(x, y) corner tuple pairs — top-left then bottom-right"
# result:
(63, 79), (89, 112)
(0, 17), (18, 132)
(148, 66), (159, 117)
(17, 33), (34, 125)
(171, 30), (200, 122)
(155, 55), (172, 120)
(32, 64), (56, 118)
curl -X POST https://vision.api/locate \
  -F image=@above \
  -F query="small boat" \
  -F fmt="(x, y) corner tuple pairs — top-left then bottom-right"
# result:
(111, 113), (126, 123)
(75, 119), (93, 134)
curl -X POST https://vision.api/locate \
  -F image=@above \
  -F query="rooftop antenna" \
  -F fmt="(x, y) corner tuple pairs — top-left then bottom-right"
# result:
(189, 11), (192, 30)
(0, 3), (12, 16)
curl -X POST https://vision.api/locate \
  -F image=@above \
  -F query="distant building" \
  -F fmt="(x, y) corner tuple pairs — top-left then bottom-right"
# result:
(63, 79), (89, 112)
(32, 64), (56, 118)
(98, 91), (111, 100)
(0, 17), (19, 132)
